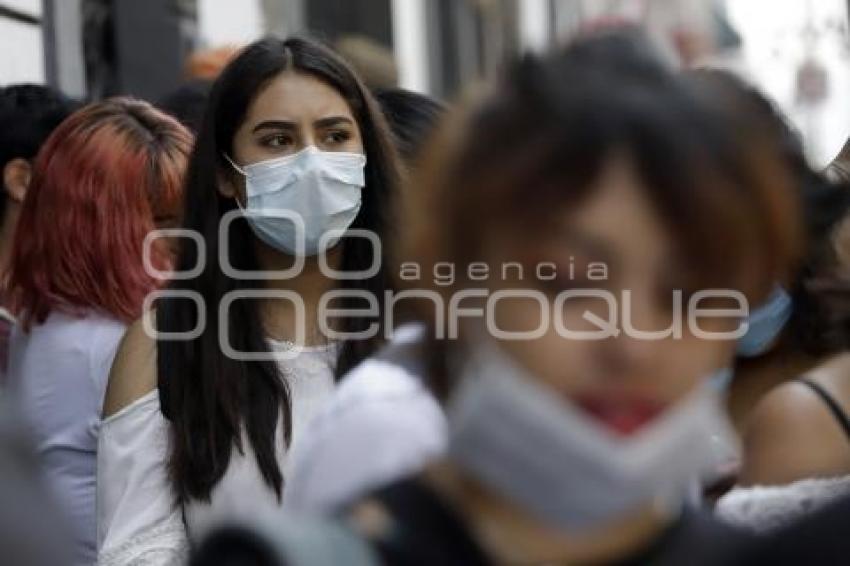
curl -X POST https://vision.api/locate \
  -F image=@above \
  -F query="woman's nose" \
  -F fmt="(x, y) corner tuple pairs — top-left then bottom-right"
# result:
(599, 293), (677, 378)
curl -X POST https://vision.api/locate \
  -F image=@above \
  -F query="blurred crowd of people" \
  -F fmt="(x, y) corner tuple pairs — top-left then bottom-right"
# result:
(3, 22), (850, 566)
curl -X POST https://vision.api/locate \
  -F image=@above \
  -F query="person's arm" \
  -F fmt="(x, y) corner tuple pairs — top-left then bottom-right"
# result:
(97, 317), (189, 565)
(102, 317), (157, 418)
(738, 381), (850, 487)
(0, 400), (74, 566)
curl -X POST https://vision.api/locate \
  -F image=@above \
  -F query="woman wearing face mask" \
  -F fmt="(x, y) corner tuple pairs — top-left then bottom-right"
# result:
(684, 73), (850, 525)
(715, 183), (850, 531)
(190, 31), (801, 566)
(673, 71), (850, 502)
(97, 37), (401, 565)
(685, 70), (850, 434)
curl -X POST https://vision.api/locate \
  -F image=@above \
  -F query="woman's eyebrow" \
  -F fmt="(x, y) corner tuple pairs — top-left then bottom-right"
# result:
(251, 120), (297, 133)
(314, 116), (354, 129)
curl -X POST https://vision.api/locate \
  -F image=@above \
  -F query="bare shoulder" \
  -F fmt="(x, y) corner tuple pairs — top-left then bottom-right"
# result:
(738, 379), (850, 486)
(102, 315), (158, 418)
(811, 352), (850, 407)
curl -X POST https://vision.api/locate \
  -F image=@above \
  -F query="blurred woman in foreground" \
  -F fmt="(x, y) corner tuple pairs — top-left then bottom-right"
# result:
(193, 31), (801, 565)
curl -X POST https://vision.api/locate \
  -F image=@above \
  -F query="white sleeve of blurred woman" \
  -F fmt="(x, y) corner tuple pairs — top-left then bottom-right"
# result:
(283, 323), (447, 514)
(96, 391), (188, 566)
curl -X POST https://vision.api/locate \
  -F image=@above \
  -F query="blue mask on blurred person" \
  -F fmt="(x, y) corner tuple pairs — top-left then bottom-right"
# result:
(736, 285), (793, 358)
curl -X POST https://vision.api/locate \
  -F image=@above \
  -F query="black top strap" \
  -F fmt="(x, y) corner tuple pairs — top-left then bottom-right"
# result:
(797, 378), (850, 441)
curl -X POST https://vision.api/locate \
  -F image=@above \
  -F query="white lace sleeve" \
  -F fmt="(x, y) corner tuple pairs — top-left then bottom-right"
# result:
(716, 475), (850, 533)
(97, 391), (189, 565)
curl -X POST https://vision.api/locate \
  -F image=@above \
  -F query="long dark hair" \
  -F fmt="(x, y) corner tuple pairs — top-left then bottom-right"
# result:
(157, 36), (401, 503)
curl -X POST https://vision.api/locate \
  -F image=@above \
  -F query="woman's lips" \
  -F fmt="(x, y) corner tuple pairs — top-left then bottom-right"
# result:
(572, 395), (667, 436)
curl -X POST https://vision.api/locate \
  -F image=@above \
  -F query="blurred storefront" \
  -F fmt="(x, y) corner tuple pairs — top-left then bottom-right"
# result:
(0, 0), (45, 84)
(0, 0), (732, 99)
(0, 0), (849, 165)
(723, 0), (850, 166)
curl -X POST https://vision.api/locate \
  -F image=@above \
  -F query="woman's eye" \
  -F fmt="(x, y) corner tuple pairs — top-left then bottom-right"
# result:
(264, 134), (293, 148)
(324, 130), (351, 144)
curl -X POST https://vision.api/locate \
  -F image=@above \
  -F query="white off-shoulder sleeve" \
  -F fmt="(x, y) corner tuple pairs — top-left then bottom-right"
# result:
(97, 390), (188, 566)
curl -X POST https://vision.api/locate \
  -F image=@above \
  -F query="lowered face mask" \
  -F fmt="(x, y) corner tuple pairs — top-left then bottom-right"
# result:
(447, 337), (737, 532)
(226, 146), (366, 256)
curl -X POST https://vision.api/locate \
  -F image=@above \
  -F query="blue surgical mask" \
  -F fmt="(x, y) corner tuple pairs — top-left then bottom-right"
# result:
(226, 146), (366, 256)
(736, 285), (793, 358)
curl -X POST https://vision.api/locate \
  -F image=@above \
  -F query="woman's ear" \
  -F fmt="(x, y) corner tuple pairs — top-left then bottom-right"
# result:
(3, 158), (32, 204)
(216, 165), (239, 200)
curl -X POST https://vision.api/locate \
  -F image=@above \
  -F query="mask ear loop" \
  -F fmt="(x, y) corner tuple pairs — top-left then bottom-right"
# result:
(222, 154), (249, 211)
(223, 153), (248, 176)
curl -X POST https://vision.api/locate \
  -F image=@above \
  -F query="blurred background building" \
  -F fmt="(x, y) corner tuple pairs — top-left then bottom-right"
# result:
(0, 0), (849, 165)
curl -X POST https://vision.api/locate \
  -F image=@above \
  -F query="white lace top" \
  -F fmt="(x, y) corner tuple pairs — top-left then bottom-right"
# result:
(716, 475), (850, 533)
(96, 342), (336, 566)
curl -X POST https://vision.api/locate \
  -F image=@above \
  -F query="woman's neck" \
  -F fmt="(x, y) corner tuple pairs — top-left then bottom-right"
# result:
(424, 462), (675, 565)
(254, 240), (343, 346)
